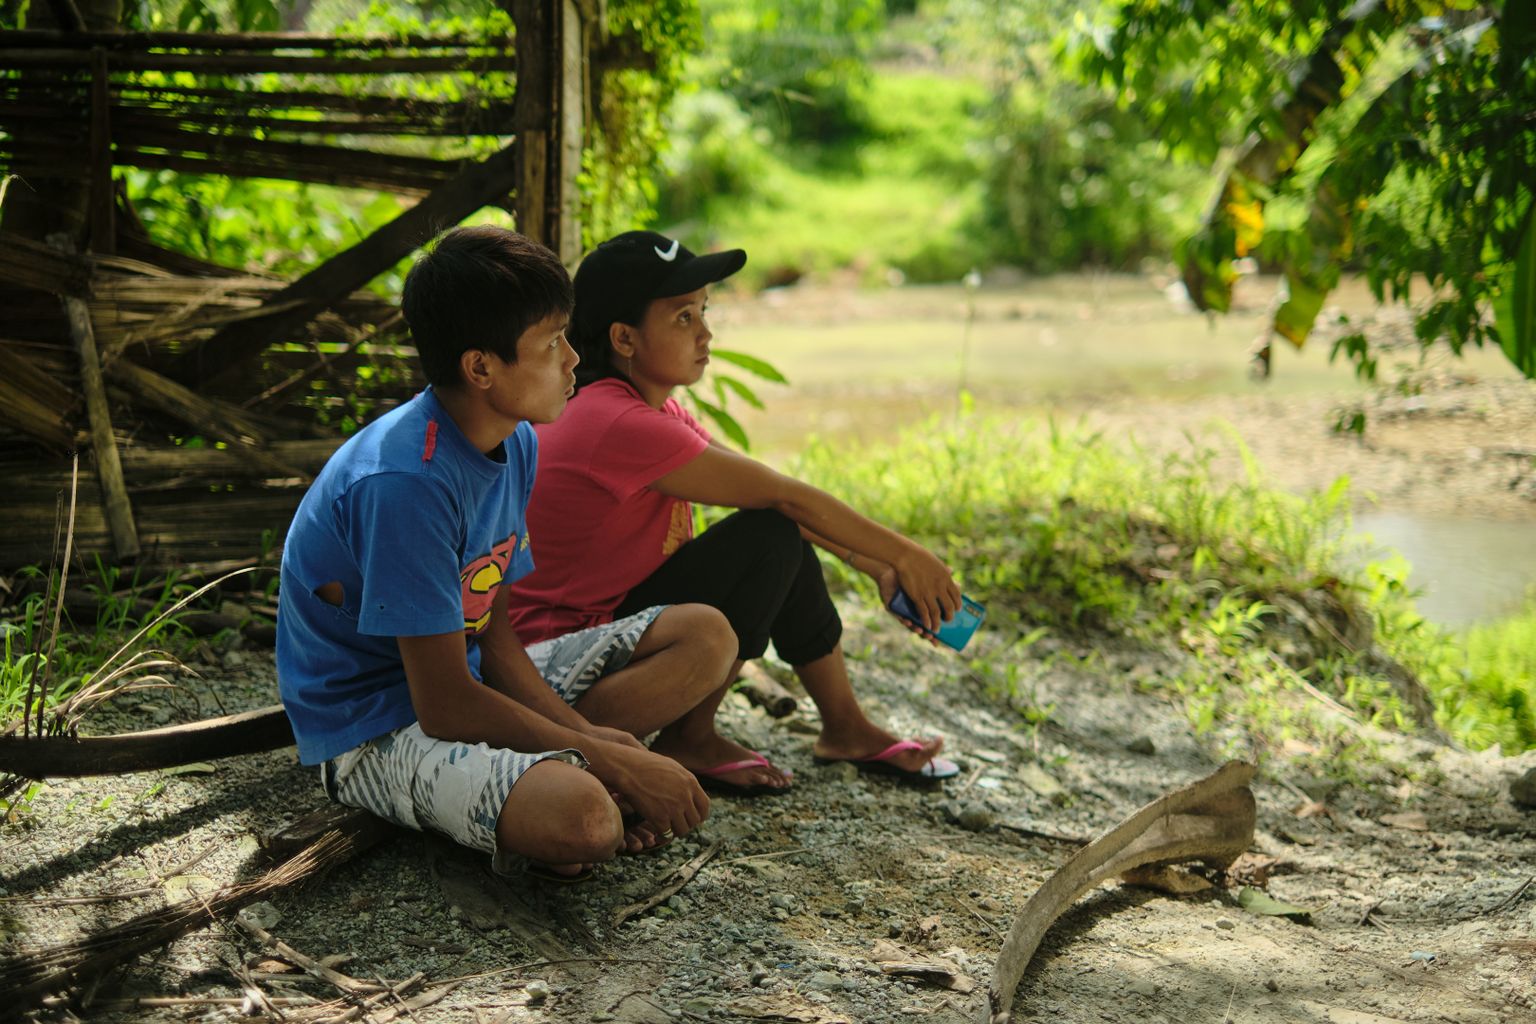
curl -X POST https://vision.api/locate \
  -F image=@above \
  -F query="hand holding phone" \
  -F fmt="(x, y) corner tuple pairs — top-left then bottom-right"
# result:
(887, 589), (986, 651)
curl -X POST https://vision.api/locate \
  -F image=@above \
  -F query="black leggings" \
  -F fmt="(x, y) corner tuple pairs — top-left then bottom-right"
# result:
(614, 509), (842, 667)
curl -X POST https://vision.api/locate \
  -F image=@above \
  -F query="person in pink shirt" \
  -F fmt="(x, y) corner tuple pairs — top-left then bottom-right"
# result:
(510, 231), (963, 793)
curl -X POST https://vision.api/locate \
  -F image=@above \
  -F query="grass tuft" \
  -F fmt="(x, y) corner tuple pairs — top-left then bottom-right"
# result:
(795, 407), (1535, 762)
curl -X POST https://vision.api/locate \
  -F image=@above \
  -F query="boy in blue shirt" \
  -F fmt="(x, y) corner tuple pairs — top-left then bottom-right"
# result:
(277, 227), (733, 881)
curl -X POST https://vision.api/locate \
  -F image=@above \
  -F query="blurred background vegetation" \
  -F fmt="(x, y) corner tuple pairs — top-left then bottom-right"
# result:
(14, 0), (1519, 382)
(650, 0), (1207, 287)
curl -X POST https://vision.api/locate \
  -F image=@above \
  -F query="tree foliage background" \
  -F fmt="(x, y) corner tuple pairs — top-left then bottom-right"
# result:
(3, 0), (1531, 381)
(1073, 0), (1533, 380)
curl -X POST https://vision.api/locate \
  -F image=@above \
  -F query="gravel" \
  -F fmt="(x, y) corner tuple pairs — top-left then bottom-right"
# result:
(4, 599), (1536, 1023)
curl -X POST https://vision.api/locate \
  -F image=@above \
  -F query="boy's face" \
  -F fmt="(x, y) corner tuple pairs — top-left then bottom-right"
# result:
(487, 312), (579, 425)
(626, 286), (712, 390)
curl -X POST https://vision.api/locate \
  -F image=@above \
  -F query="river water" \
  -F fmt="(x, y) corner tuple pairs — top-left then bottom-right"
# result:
(1351, 512), (1536, 627)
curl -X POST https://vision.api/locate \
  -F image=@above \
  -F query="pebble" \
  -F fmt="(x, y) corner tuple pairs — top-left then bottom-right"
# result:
(1216, 917), (1236, 930)
(1510, 767), (1536, 809)
(1129, 980), (1159, 996)
(1125, 736), (1156, 755)
(826, 761), (861, 784)
(1017, 763), (1067, 802)
(958, 802), (995, 831)
(525, 979), (551, 1003)
(807, 970), (842, 991)
(237, 901), (281, 930)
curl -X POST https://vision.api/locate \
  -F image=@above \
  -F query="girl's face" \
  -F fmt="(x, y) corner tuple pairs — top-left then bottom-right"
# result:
(620, 286), (712, 403)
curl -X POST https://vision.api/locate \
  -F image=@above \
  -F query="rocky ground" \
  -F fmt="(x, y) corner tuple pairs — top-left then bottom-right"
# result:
(3, 595), (1535, 1024)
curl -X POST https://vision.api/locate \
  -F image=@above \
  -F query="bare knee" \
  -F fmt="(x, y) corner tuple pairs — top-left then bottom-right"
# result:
(659, 603), (736, 678)
(564, 781), (626, 862)
(497, 760), (623, 864)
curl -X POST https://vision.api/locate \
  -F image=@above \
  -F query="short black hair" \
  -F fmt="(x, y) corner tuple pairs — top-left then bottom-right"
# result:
(401, 227), (573, 388)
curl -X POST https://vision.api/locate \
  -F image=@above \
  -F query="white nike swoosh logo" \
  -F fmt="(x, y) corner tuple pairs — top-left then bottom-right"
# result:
(654, 239), (680, 262)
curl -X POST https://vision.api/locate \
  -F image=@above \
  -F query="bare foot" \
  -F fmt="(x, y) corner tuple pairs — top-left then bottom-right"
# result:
(650, 731), (792, 790)
(813, 730), (944, 774)
(621, 819), (673, 854)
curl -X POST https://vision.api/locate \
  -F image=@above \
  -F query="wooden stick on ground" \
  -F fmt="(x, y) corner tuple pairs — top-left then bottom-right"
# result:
(734, 681), (798, 721)
(0, 704), (295, 778)
(307, 972), (426, 1024)
(611, 841), (722, 929)
(982, 761), (1257, 1024)
(233, 917), (383, 996)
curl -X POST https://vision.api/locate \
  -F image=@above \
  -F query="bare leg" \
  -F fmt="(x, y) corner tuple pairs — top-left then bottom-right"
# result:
(573, 604), (736, 734)
(497, 759), (624, 877)
(797, 647), (942, 773)
(574, 607), (789, 791)
(646, 659), (791, 790)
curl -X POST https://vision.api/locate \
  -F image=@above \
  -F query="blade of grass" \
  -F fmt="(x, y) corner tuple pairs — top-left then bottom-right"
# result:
(49, 569), (259, 735)
(28, 455), (78, 738)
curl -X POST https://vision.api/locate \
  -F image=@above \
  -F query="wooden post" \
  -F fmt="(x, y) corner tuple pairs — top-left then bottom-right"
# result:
(555, 0), (586, 265)
(88, 46), (115, 254)
(508, 0), (587, 259)
(510, 0), (553, 246)
(61, 286), (140, 559)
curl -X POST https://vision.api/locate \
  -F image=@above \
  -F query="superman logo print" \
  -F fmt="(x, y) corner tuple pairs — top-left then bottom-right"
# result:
(460, 534), (516, 632)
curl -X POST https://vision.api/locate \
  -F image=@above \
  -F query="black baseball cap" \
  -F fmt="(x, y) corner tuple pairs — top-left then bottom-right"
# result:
(570, 230), (746, 358)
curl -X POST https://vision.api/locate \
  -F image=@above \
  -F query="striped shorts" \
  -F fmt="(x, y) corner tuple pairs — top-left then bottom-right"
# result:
(321, 606), (663, 869)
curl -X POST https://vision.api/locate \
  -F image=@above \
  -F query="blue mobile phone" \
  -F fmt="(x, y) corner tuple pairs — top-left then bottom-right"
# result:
(887, 590), (986, 651)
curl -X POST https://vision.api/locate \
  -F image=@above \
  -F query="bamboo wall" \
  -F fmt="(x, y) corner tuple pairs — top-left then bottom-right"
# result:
(0, 1), (603, 570)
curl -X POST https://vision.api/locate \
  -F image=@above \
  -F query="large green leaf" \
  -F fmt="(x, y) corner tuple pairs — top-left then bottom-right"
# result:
(689, 394), (750, 450)
(1494, 207), (1536, 379)
(709, 348), (788, 384)
(1273, 269), (1329, 348)
(716, 374), (766, 410)
(1237, 886), (1314, 921)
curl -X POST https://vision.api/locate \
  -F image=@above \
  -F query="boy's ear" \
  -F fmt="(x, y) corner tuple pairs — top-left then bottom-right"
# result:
(608, 321), (634, 358)
(458, 348), (494, 391)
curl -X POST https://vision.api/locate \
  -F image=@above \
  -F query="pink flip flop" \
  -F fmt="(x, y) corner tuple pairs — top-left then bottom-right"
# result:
(692, 751), (793, 797)
(814, 738), (960, 783)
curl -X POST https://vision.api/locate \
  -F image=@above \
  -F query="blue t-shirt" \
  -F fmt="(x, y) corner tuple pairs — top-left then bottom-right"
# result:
(276, 388), (536, 764)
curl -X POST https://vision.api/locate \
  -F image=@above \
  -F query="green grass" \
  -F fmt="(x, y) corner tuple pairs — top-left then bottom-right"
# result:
(0, 564), (247, 740)
(793, 404), (1536, 763)
(1397, 596), (1536, 752)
